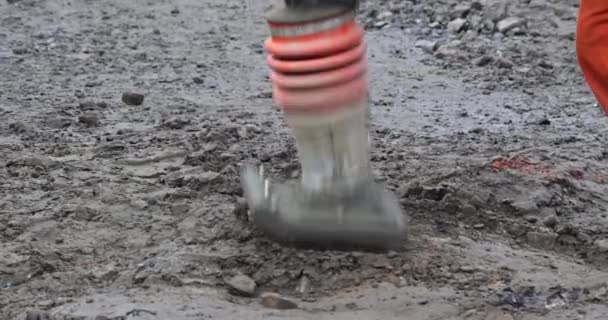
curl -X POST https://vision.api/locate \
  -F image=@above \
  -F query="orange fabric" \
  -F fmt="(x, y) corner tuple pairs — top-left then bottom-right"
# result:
(576, 0), (608, 114)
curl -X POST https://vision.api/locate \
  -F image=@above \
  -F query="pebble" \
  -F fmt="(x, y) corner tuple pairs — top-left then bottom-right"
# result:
(12, 47), (28, 55)
(472, 55), (494, 67)
(73, 206), (97, 221)
(452, 3), (471, 18)
(495, 57), (514, 69)
(523, 215), (539, 223)
(447, 18), (467, 33)
(130, 199), (148, 210)
(79, 100), (108, 110)
(227, 274), (256, 297)
(473, 223), (485, 229)
(511, 200), (538, 215)
(9, 121), (33, 134)
(121, 92), (145, 106)
(192, 76), (204, 84)
(78, 113), (100, 127)
(459, 265), (479, 273)
(594, 239), (608, 253)
(415, 40), (439, 53)
(497, 17), (526, 34)
(538, 118), (551, 125)
(163, 116), (190, 130)
(260, 292), (298, 310)
(236, 125), (248, 139)
(542, 215), (559, 228)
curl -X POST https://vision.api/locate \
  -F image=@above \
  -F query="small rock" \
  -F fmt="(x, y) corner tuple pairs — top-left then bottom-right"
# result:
(297, 275), (311, 294)
(78, 113), (100, 127)
(170, 204), (190, 215)
(162, 116), (190, 130)
(459, 265), (479, 273)
(130, 199), (148, 210)
(523, 215), (539, 223)
(47, 117), (72, 129)
(12, 47), (28, 55)
(529, 0), (548, 9)
(121, 92), (145, 106)
(472, 55), (494, 67)
(85, 81), (102, 88)
(9, 121), (33, 134)
(227, 274), (256, 297)
(192, 77), (204, 84)
(471, 1), (484, 10)
(260, 292), (298, 310)
(79, 100), (108, 110)
(377, 11), (393, 20)
(473, 223), (485, 229)
(236, 125), (248, 139)
(595, 239), (608, 253)
(538, 118), (551, 126)
(542, 215), (559, 228)
(511, 200), (538, 215)
(497, 17), (526, 34)
(447, 18), (468, 33)
(171, 7), (180, 14)
(461, 204), (477, 215)
(73, 206), (97, 221)
(415, 40), (439, 53)
(452, 3), (472, 18)
(495, 57), (514, 69)
(373, 20), (389, 28)
(538, 60), (553, 69)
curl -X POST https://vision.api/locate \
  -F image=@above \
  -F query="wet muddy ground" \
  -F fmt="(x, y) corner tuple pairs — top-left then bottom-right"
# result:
(1, 0), (607, 319)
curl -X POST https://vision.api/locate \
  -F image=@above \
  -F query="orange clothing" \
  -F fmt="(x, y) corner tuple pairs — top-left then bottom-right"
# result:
(576, 0), (608, 114)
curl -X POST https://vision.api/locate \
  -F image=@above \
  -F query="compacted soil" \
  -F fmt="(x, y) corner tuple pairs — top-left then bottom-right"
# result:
(1, 0), (607, 319)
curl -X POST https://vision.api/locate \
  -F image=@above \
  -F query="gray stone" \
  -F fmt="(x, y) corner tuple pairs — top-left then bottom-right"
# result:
(461, 203), (477, 215)
(497, 17), (526, 34)
(595, 239), (608, 253)
(121, 92), (145, 106)
(472, 55), (494, 67)
(227, 274), (256, 297)
(496, 57), (514, 69)
(260, 292), (298, 309)
(415, 40), (439, 53)
(511, 200), (538, 215)
(130, 199), (148, 210)
(447, 18), (468, 33)
(542, 215), (559, 229)
(78, 113), (100, 127)
(523, 215), (539, 223)
(452, 3), (472, 18)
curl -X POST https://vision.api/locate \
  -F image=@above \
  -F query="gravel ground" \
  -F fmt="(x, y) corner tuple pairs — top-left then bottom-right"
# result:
(1, 0), (607, 319)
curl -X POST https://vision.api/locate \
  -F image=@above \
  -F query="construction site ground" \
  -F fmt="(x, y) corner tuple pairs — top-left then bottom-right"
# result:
(1, 0), (607, 319)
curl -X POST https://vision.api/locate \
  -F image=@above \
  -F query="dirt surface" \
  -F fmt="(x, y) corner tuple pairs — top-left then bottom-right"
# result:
(1, 0), (608, 319)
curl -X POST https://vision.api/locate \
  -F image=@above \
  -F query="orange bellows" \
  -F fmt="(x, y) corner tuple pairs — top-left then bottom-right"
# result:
(265, 16), (368, 114)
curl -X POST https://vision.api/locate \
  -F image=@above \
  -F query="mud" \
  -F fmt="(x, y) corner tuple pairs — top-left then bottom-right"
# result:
(1, 0), (607, 319)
